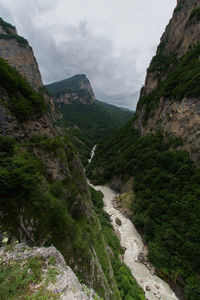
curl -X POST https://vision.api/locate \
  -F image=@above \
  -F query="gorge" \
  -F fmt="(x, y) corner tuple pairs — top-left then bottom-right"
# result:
(89, 176), (178, 300)
(1, 0), (200, 299)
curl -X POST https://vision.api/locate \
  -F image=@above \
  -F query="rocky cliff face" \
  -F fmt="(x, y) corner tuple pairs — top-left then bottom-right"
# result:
(0, 18), (43, 90)
(0, 18), (124, 299)
(46, 74), (96, 104)
(134, 0), (200, 162)
(0, 17), (89, 258)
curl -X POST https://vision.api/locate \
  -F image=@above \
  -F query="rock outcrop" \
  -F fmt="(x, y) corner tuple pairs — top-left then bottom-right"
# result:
(0, 18), (43, 90)
(133, 0), (200, 162)
(0, 243), (98, 300)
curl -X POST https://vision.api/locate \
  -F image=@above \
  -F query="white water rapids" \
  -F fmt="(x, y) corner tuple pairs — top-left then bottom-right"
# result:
(88, 145), (96, 163)
(88, 145), (179, 299)
(89, 183), (179, 300)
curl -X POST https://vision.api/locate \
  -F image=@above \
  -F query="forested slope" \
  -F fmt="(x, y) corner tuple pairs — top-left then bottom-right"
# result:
(87, 1), (200, 298)
(0, 17), (144, 300)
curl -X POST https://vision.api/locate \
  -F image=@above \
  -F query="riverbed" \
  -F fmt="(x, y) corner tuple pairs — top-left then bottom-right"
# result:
(89, 182), (179, 300)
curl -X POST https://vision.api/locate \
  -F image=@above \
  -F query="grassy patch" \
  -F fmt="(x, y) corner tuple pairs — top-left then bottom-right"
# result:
(0, 255), (60, 300)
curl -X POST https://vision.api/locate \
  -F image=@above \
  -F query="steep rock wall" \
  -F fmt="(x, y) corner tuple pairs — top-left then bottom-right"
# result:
(0, 18), (43, 90)
(134, 0), (200, 162)
(0, 18), (121, 299)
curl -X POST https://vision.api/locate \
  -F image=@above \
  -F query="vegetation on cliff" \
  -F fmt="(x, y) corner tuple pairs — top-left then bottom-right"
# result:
(188, 7), (200, 24)
(0, 17), (15, 31)
(0, 133), (110, 298)
(0, 135), (87, 249)
(0, 17), (28, 47)
(0, 57), (46, 121)
(0, 33), (28, 47)
(138, 43), (200, 124)
(0, 132), (146, 298)
(90, 186), (145, 300)
(0, 53), (142, 298)
(87, 122), (200, 299)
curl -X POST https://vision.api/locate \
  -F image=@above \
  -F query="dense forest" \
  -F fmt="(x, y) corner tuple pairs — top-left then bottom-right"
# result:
(87, 121), (200, 300)
(58, 100), (133, 165)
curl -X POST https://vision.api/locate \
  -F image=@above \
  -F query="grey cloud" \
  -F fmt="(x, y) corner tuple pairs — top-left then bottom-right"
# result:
(25, 21), (143, 109)
(96, 91), (140, 111)
(0, 3), (14, 24)
(0, 1), (143, 109)
(0, 0), (176, 109)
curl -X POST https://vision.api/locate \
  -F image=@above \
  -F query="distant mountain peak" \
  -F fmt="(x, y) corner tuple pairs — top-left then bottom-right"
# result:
(45, 74), (95, 104)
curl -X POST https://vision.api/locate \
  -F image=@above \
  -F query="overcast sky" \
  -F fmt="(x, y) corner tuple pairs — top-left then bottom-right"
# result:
(0, 0), (176, 109)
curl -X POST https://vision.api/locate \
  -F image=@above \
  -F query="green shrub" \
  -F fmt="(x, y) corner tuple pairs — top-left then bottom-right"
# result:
(0, 136), (16, 156)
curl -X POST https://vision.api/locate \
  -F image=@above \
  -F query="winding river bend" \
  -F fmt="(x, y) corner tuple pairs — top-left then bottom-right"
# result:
(89, 182), (179, 300)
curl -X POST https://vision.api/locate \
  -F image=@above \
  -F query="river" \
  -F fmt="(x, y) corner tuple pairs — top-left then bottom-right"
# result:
(88, 172), (179, 300)
(88, 145), (96, 163)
